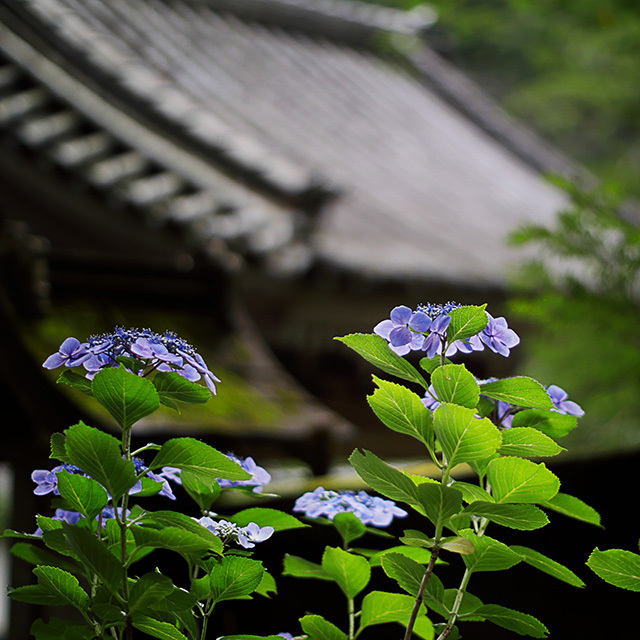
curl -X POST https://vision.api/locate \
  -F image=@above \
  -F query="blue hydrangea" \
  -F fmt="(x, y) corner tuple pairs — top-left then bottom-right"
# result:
(196, 517), (274, 549)
(33, 506), (130, 536)
(374, 305), (431, 355)
(43, 327), (220, 394)
(293, 487), (407, 527)
(547, 385), (585, 417)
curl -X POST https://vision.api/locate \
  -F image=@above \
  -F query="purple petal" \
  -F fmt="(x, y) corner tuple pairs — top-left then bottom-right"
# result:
(42, 353), (67, 370)
(409, 312), (431, 333)
(431, 315), (451, 335)
(389, 325), (412, 347)
(389, 305), (412, 324)
(373, 319), (394, 340)
(59, 337), (82, 356)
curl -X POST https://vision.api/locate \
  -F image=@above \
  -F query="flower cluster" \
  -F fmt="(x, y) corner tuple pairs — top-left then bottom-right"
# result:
(374, 302), (520, 358)
(293, 487), (407, 527)
(42, 327), (220, 393)
(32, 459), (176, 500)
(160, 454), (271, 494)
(196, 517), (274, 549)
(421, 381), (584, 428)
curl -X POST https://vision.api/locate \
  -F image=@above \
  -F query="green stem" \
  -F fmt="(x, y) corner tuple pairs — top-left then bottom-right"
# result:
(437, 568), (472, 640)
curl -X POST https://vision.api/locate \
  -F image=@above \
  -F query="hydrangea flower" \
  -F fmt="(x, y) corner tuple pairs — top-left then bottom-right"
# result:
(160, 454), (271, 494)
(293, 487), (407, 527)
(479, 314), (520, 357)
(374, 305), (431, 355)
(33, 506), (129, 536)
(42, 327), (220, 393)
(421, 385), (441, 411)
(547, 385), (585, 417)
(196, 517), (274, 549)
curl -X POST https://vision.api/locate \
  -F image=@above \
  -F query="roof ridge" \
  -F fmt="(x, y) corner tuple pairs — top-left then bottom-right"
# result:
(201, 0), (437, 42)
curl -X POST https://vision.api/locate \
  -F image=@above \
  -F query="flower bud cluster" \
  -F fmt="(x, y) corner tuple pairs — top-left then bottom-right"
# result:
(196, 517), (274, 549)
(293, 487), (407, 527)
(42, 327), (220, 393)
(374, 303), (520, 358)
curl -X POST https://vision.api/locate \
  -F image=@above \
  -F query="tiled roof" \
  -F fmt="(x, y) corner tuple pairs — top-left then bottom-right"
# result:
(1, 0), (582, 286)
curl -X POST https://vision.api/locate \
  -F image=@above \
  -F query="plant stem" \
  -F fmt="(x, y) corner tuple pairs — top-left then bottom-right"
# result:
(403, 547), (440, 640)
(348, 597), (355, 640)
(437, 568), (472, 640)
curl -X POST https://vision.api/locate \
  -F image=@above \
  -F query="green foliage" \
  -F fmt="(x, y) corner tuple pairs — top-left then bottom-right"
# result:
(587, 548), (640, 591)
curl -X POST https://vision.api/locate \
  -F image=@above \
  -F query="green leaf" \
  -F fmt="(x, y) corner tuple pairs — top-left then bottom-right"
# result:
(511, 409), (577, 438)
(416, 483), (463, 529)
(180, 471), (220, 511)
(368, 376), (434, 446)
(92, 365), (160, 430)
(138, 510), (222, 553)
(57, 370), (94, 396)
(153, 371), (211, 407)
(359, 591), (433, 639)
(452, 481), (493, 504)
(462, 502), (549, 530)
(129, 572), (175, 613)
(150, 438), (251, 482)
(132, 614), (189, 640)
(282, 554), (332, 581)
(431, 364), (480, 409)
(488, 457), (560, 504)
(541, 492), (601, 526)
(56, 470), (108, 520)
(459, 531), (522, 573)
(62, 523), (122, 592)
(499, 428), (564, 458)
(419, 356), (452, 374)
(9, 542), (78, 573)
(440, 537), (476, 554)
(448, 305), (488, 343)
(33, 565), (89, 611)
(209, 556), (264, 603)
(335, 333), (429, 389)
(255, 570), (278, 597)
(587, 549), (640, 591)
(322, 546), (371, 598)
(381, 552), (424, 596)
(433, 404), (502, 469)
(443, 589), (484, 618)
(369, 546), (433, 567)
(300, 615), (347, 640)
(31, 618), (95, 640)
(64, 421), (137, 502)
(512, 545), (585, 587)
(50, 432), (71, 463)
(479, 377), (553, 410)
(132, 526), (218, 556)
(9, 584), (69, 606)
(400, 529), (435, 549)
(349, 449), (423, 513)
(332, 512), (366, 546)
(475, 604), (548, 638)
(230, 508), (307, 532)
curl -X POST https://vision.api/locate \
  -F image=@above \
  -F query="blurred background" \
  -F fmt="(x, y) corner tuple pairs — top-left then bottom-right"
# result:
(1, 0), (639, 638)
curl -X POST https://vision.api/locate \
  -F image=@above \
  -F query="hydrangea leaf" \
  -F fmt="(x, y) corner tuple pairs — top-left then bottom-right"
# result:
(400, 529), (436, 549)
(92, 365), (160, 430)
(451, 481), (494, 504)
(487, 457), (560, 504)
(587, 549), (640, 591)
(433, 404), (502, 470)
(359, 591), (433, 639)
(447, 305), (488, 343)
(416, 483), (463, 529)
(300, 614), (347, 640)
(498, 428), (565, 458)
(332, 511), (366, 546)
(541, 493), (601, 526)
(30, 617), (95, 640)
(62, 523), (122, 592)
(180, 470), (220, 512)
(57, 370), (94, 396)
(322, 546), (370, 598)
(431, 364), (480, 409)
(129, 572), (175, 613)
(32, 565), (89, 612)
(56, 470), (108, 520)
(9, 584), (70, 606)
(230, 508), (307, 532)
(64, 422), (137, 503)
(254, 570), (278, 598)
(441, 536), (476, 555)
(133, 476), (164, 497)
(474, 604), (548, 638)
(131, 614), (189, 640)
(380, 552), (443, 609)
(478, 377), (553, 410)
(458, 531), (522, 573)
(50, 432), (71, 463)
(349, 450), (424, 514)
(511, 545), (585, 587)
(150, 438), (251, 482)
(369, 546), (433, 567)
(511, 409), (578, 438)
(335, 334), (429, 389)
(152, 371), (211, 408)
(367, 376), (434, 446)
(443, 589), (484, 618)
(462, 502), (549, 530)
(9, 542), (78, 574)
(209, 556), (264, 603)
(135, 512), (223, 554)
(419, 356), (452, 374)
(282, 554), (332, 581)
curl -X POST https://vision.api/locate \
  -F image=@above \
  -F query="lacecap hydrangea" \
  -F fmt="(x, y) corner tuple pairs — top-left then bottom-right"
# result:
(43, 327), (220, 393)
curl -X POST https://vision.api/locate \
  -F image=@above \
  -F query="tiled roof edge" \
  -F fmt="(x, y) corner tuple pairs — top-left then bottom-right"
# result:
(199, 0), (437, 43)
